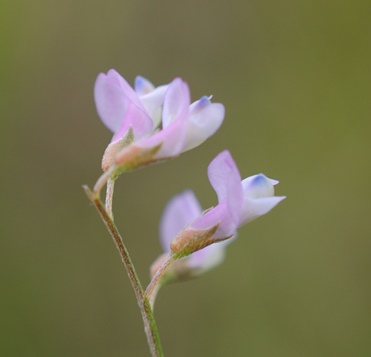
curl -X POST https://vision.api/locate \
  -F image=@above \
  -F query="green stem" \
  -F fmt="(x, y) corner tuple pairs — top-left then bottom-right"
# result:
(83, 185), (164, 357)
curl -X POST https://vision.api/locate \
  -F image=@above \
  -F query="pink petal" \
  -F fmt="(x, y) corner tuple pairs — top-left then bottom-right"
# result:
(160, 191), (202, 252)
(208, 151), (243, 214)
(191, 200), (239, 239)
(137, 116), (188, 158)
(162, 78), (190, 128)
(94, 72), (128, 133)
(137, 79), (190, 158)
(191, 151), (243, 238)
(106, 70), (146, 112)
(94, 70), (153, 141)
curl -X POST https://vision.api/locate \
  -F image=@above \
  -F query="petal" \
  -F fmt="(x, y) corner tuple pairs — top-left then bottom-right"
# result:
(139, 84), (169, 129)
(239, 174), (285, 225)
(191, 151), (244, 238)
(160, 191), (202, 252)
(207, 151), (242, 203)
(162, 78), (190, 128)
(94, 70), (153, 141)
(183, 97), (225, 151)
(111, 102), (153, 142)
(239, 196), (286, 226)
(191, 200), (239, 239)
(210, 153), (244, 232)
(188, 234), (236, 273)
(134, 76), (155, 95)
(94, 72), (128, 133)
(137, 116), (188, 158)
(190, 151), (244, 238)
(187, 239), (227, 272)
(106, 70), (146, 111)
(136, 79), (191, 158)
(241, 174), (278, 198)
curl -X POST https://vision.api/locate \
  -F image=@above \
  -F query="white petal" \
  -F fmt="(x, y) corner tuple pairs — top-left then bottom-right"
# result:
(183, 98), (225, 151)
(140, 85), (168, 128)
(188, 242), (226, 272)
(239, 196), (286, 226)
(188, 235), (235, 274)
(242, 174), (276, 199)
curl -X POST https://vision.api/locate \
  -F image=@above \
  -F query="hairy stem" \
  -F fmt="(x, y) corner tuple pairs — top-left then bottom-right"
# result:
(145, 254), (176, 303)
(105, 178), (116, 220)
(83, 185), (163, 357)
(93, 165), (117, 199)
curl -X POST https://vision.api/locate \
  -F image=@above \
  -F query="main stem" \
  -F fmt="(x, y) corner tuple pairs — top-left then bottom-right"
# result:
(83, 185), (163, 357)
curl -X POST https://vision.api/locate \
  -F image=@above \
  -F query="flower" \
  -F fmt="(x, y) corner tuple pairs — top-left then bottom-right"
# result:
(169, 150), (286, 258)
(150, 150), (285, 282)
(94, 70), (225, 171)
(94, 70), (169, 170)
(95, 70), (169, 144)
(150, 190), (232, 280)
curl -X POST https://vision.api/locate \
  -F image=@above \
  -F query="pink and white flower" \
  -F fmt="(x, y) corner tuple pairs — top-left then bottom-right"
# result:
(151, 150), (285, 280)
(168, 150), (286, 261)
(94, 70), (225, 171)
(151, 190), (232, 279)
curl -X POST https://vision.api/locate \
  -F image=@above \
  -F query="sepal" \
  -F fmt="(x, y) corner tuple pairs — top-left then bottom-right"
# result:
(114, 142), (163, 171)
(169, 223), (221, 259)
(101, 128), (134, 171)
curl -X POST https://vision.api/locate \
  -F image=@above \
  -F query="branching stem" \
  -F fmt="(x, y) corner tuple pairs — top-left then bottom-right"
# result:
(83, 185), (163, 357)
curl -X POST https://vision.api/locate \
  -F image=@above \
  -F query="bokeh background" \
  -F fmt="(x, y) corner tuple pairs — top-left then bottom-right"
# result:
(1, 0), (370, 356)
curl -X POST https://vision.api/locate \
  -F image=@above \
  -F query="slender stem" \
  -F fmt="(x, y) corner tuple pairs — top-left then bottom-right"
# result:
(105, 178), (116, 220)
(93, 165), (117, 199)
(148, 281), (162, 311)
(145, 254), (176, 302)
(83, 185), (164, 357)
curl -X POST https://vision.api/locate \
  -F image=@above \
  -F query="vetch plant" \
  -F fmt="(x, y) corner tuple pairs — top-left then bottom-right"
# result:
(84, 69), (285, 356)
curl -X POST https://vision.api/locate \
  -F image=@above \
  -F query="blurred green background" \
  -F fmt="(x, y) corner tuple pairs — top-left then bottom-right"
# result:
(1, 0), (370, 356)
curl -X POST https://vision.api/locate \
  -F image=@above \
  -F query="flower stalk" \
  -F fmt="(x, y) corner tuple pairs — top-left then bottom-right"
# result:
(105, 178), (116, 220)
(83, 185), (163, 357)
(145, 253), (176, 304)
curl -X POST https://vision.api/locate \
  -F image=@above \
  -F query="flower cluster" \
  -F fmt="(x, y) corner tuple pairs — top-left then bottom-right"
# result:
(94, 69), (285, 291)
